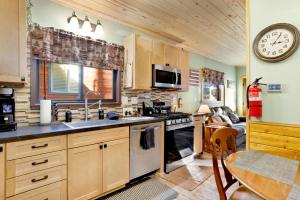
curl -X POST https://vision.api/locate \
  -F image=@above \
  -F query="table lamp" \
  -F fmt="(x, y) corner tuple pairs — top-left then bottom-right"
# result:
(197, 104), (211, 114)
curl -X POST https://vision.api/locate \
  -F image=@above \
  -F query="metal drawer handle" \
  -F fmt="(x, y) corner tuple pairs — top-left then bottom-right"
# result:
(31, 175), (48, 183)
(32, 159), (48, 166)
(31, 144), (48, 149)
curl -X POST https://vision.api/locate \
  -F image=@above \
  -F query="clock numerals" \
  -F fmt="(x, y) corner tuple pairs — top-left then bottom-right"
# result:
(261, 39), (267, 43)
(283, 44), (288, 48)
(272, 31), (278, 36)
(279, 49), (283, 54)
(272, 51), (276, 56)
(285, 39), (289, 43)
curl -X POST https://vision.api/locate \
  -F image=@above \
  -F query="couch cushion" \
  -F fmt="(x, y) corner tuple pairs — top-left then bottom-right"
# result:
(219, 113), (233, 126)
(228, 111), (240, 124)
(232, 122), (246, 136)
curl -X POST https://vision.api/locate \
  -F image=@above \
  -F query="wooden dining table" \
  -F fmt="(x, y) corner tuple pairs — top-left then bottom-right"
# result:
(225, 151), (300, 200)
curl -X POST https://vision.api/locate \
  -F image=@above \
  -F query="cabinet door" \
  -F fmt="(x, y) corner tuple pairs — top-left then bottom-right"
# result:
(0, 0), (26, 84)
(0, 145), (4, 200)
(152, 40), (165, 64)
(135, 35), (152, 90)
(194, 119), (203, 155)
(164, 45), (180, 68)
(179, 49), (190, 91)
(123, 34), (135, 88)
(68, 144), (103, 200)
(103, 138), (129, 193)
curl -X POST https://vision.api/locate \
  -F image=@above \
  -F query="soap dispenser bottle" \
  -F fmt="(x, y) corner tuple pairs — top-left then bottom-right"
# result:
(65, 107), (72, 122)
(98, 100), (104, 120)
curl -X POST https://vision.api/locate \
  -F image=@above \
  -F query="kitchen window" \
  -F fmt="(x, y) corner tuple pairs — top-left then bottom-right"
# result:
(31, 60), (121, 108)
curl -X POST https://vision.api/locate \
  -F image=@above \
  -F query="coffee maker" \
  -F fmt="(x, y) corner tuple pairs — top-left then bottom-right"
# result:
(0, 88), (17, 131)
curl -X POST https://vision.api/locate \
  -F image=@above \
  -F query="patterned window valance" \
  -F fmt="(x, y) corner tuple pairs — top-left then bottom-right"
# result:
(30, 24), (124, 70)
(201, 68), (224, 85)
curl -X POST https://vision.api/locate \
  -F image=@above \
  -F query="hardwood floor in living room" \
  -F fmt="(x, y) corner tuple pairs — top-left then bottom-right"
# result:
(156, 153), (239, 200)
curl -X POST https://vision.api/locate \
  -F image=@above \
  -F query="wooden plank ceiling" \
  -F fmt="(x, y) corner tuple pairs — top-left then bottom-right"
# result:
(52, 0), (246, 66)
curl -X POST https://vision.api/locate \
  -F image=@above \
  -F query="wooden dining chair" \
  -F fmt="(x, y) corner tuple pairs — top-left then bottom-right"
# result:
(211, 128), (264, 200)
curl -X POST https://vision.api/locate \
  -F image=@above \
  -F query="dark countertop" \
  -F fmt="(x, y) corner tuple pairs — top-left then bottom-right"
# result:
(0, 117), (164, 144)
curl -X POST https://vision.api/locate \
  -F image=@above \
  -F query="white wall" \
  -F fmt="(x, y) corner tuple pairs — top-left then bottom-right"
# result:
(250, 0), (300, 124)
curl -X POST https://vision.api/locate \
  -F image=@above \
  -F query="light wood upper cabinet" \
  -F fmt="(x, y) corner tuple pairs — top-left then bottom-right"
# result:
(179, 49), (190, 91)
(123, 34), (152, 90)
(164, 45), (180, 68)
(135, 35), (152, 90)
(0, 0), (27, 85)
(152, 40), (165, 64)
(0, 145), (4, 200)
(103, 138), (129, 193)
(68, 144), (103, 200)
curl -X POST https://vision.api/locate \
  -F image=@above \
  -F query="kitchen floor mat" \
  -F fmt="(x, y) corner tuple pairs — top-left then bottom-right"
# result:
(99, 178), (178, 200)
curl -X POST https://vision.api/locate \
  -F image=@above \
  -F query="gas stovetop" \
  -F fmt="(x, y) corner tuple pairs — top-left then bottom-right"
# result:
(147, 112), (191, 120)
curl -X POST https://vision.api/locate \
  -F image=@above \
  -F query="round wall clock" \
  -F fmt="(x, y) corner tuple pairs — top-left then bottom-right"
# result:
(253, 23), (300, 62)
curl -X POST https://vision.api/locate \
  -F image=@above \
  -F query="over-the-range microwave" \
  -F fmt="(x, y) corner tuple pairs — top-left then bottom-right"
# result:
(152, 64), (182, 89)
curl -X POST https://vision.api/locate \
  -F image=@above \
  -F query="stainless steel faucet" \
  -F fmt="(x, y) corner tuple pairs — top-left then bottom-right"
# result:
(85, 91), (101, 121)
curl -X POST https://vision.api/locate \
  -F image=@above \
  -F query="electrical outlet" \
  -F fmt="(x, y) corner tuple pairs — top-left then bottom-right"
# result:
(122, 107), (133, 116)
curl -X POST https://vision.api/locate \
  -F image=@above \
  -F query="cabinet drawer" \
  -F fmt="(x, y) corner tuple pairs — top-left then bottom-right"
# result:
(6, 180), (66, 200)
(7, 135), (67, 160)
(6, 150), (67, 178)
(6, 165), (66, 197)
(68, 127), (129, 148)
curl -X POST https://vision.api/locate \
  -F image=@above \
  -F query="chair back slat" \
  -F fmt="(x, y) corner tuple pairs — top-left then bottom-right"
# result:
(211, 127), (239, 200)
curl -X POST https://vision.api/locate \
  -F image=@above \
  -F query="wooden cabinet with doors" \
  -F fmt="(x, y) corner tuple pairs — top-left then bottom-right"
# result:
(164, 44), (180, 68)
(152, 40), (165, 64)
(179, 49), (190, 91)
(68, 144), (103, 200)
(0, 0), (27, 85)
(0, 144), (4, 200)
(123, 34), (152, 90)
(68, 127), (129, 200)
(102, 138), (129, 192)
(193, 115), (205, 155)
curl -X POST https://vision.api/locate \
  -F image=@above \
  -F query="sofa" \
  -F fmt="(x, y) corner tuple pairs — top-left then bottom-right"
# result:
(206, 106), (246, 150)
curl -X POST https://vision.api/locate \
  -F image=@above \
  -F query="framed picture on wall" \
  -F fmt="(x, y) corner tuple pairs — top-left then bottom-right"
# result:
(201, 68), (225, 106)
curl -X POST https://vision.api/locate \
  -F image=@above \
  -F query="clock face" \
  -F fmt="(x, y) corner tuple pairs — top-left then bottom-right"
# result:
(257, 29), (294, 58)
(253, 23), (300, 62)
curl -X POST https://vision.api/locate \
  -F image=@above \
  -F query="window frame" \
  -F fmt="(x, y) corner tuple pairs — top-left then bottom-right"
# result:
(30, 60), (121, 110)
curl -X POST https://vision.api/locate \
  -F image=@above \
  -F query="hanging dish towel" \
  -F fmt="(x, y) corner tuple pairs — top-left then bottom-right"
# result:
(140, 127), (155, 150)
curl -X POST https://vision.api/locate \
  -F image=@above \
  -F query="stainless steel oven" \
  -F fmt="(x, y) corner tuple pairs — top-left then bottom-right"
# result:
(165, 121), (194, 173)
(152, 64), (182, 89)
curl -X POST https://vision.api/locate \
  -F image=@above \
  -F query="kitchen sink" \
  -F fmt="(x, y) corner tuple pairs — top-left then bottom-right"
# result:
(63, 119), (119, 129)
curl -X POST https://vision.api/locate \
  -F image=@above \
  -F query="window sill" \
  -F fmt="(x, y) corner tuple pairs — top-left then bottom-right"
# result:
(30, 101), (121, 110)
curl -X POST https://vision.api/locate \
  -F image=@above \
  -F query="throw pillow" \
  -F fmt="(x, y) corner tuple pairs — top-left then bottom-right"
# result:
(216, 108), (223, 115)
(211, 114), (223, 123)
(219, 114), (233, 126)
(227, 111), (240, 124)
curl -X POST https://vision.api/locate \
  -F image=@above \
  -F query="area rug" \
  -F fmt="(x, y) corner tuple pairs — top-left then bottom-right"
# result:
(99, 178), (178, 200)
(160, 165), (214, 191)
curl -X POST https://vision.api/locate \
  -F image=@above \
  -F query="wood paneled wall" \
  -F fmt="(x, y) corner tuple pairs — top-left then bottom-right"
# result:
(248, 121), (300, 160)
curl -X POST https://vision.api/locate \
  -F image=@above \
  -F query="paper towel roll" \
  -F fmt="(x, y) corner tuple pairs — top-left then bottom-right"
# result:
(40, 100), (52, 124)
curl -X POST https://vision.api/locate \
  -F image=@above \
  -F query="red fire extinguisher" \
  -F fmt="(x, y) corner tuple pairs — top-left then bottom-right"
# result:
(247, 77), (266, 118)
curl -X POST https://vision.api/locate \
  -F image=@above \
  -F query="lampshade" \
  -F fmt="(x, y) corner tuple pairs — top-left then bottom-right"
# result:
(82, 16), (92, 36)
(197, 104), (211, 114)
(68, 11), (79, 31)
(95, 20), (104, 37)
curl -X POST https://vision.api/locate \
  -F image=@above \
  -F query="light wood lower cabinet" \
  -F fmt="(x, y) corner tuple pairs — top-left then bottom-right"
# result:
(6, 165), (67, 197)
(0, 144), (5, 200)
(194, 115), (204, 155)
(68, 128), (130, 200)
(68, 144), (103, 200)
(6, 180), (67, 200)
(103, 138), (129, 192)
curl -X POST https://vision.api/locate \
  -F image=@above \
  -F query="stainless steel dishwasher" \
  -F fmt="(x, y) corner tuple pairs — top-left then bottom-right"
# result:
(130, 122), (161, 180)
